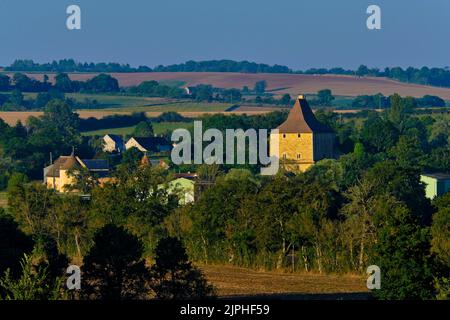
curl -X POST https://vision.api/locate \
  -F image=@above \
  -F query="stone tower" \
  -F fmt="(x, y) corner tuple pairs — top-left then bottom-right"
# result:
(270, 95), (335, 172)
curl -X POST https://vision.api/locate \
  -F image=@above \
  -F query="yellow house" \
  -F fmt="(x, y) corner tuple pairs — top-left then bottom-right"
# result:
(270, 95), (335, 172)
(44, 153), (109, 192)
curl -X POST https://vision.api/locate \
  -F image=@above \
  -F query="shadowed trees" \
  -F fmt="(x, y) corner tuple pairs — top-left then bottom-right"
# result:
(150, 236), (216, 299)
(0, 214), (34, 280)
(82, 224), (150, 300)
(371, 196), (434, 300)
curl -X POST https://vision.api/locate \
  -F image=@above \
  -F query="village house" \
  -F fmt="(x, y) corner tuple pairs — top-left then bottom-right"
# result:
(43, 152), (110, 192)
(158, 172), (215, 205)
(270, 95), (335, 172)
(140, 153), (170, 170)
(420, 173), (450, 199)
(125, 136), (172, 153)
(102, 134), (125, 153)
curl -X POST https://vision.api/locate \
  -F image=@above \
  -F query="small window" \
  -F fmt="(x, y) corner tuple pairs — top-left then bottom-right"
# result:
(297, 153), (301, 159)
(283, 134), (286, 138)
(297, 133), (301, 138)
(282, 153), (287, 159)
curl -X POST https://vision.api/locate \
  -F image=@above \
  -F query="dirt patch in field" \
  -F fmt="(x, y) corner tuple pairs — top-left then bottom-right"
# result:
(15, 72), (450, 100)
(199, 264), (368, 299)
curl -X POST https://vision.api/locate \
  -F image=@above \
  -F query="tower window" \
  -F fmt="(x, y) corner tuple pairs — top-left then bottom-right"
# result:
(297, 153), (301, 159)
(283, 134), (286, 138)
(298, 133), (301, 138)
(282, 153), (287, 159)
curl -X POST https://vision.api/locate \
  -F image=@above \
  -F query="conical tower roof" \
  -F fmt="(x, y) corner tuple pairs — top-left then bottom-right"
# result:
(140, 153), (151, 167)
(277, 95), (333, 133)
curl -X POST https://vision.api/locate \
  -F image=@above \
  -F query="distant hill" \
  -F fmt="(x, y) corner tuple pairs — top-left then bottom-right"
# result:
(4, 59), (450, 88)
(14, 72), (450, 101)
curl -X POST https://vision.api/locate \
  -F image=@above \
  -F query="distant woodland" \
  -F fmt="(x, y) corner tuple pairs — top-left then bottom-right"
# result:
(4, 59), (450, 88)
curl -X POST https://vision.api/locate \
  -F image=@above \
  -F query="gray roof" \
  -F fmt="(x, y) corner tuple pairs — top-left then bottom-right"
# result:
(421, 173), (450, 180)
(105, 134), (123, 145)
(81, 159), (109, 171)
(133, 137), (171, 152)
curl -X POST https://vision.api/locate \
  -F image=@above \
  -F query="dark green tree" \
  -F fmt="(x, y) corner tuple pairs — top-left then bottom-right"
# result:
(316, 89), (334, 106)
(371, 196), (434, 300)
(0, 215), (34, 281)
(150, 236), (215, 299)
(280, 94), (291, 106)
(120, 147), (143, 169)
(133, 121), (154, 137)
(431, 193), (450, 299)
(360, 113), (398, 153)
(0, 74), (10, 91)
(82, 224), (150, 300)
(54, 73), (74, 92)
(253, 80), (267, 95)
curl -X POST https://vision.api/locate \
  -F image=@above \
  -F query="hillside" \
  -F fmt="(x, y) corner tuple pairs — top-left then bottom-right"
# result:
(14, 72), (450, 100)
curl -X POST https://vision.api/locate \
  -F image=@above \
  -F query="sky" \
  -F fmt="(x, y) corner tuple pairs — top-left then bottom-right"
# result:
(0, 0), (449, 70)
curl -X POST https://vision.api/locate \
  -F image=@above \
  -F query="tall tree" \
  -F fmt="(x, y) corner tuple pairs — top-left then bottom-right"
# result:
(0, 215), (34, 280)
(133, 121), (154, 137)
(253, 80), (267, 95)
(82, 224), (150, 300)
(371, 195), (434, 300)
(150, 236), (215, 299)
(316, 89), (334, 106)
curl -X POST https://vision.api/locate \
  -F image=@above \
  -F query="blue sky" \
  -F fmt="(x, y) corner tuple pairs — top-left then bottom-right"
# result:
(0, 0), (449, 69)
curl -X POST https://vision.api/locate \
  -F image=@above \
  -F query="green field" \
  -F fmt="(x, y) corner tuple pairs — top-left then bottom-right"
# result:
(66, 93), (169, 109)
(0, 192), (7, 208)
(12, 92), (231, 113)
(88, 102), (231, 113)
(10, 92), (169, 109)
(81, 121), (194, 137)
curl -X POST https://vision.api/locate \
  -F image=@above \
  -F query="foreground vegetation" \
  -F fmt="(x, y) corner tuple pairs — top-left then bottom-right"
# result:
(0, 93), (449, 300)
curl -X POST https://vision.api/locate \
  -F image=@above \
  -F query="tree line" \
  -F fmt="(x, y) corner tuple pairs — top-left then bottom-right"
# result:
(5, 59), (450, 87)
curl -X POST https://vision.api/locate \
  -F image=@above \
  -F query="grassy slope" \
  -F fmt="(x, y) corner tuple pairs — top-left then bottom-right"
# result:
(90, 102), (231, 113)
(66, 93), (165, 109)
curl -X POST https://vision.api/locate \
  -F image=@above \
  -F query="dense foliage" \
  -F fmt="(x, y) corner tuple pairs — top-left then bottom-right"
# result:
(0, 94), (448, 300)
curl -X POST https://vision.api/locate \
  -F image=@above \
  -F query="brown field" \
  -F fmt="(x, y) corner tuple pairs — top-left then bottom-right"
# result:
(0, 107), (384, 126)
(199, 264), (369, 299)
(0, 109), (286, 126)
(13, 72), (450, 100)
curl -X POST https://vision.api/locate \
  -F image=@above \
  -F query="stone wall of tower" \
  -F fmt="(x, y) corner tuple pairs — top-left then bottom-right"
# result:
(270, 132), (314, 172)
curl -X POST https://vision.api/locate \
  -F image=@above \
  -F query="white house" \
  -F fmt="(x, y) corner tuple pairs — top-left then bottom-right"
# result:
(103, 134), (125, 153)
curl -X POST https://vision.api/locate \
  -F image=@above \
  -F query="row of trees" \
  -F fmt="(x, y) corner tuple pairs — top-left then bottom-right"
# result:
(5, 59), (450, 87)
(0, 89), (100, 111)
(0, 73), (119, 94)
(4, 59), (150, 73)
(0, 100), (87, 184)
(4, 59), (290, 74)
(352, 94), (446, 109)
(0, 208), (214, 300)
